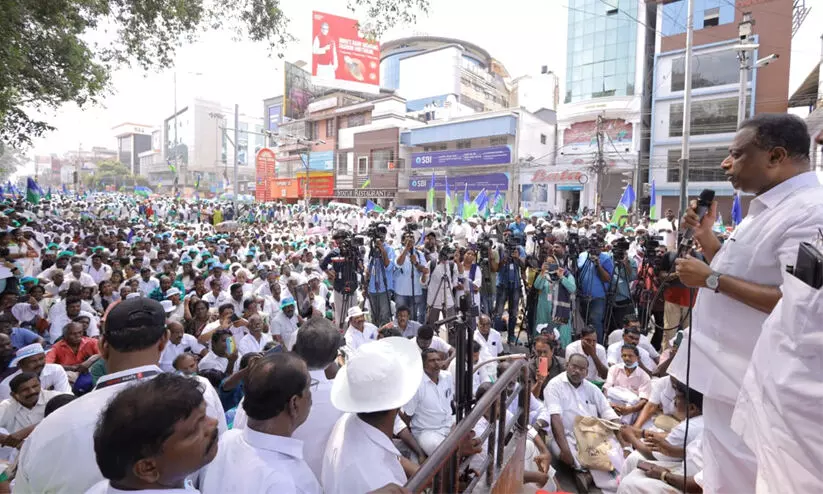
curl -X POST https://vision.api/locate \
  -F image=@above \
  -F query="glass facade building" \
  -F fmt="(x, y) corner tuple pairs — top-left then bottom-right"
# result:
(565, 0), (638, 103)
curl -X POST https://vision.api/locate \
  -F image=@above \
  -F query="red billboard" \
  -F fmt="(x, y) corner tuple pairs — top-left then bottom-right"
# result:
(255, 148), (277, 202)
(311, 11), (380, 94)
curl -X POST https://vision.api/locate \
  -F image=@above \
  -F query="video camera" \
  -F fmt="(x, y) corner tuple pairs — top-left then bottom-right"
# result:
(366, 222), (389, 241)
(439, 244), (456, 262)
(612, 238), (631, 261)
(587, 236), (604, 258)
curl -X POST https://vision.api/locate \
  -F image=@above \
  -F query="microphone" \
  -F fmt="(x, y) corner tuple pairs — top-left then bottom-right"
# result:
(677, 188), (715, 257)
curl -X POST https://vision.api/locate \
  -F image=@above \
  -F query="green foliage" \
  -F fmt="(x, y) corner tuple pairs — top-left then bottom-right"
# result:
(0, 0), (430, 149)
(0, 145), (27, 182)
(83, 159), (148, 189)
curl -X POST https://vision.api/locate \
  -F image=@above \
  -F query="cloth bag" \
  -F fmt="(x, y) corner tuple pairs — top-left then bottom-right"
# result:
(572, 416), (621, 472)
(732, 271), (823, 493)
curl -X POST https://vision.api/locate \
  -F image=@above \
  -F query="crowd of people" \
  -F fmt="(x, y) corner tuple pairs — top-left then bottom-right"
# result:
(0, 113), (817, 493)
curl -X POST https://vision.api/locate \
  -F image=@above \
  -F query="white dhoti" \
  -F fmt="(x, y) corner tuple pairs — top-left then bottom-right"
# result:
(703, 396), (757, 493)
(413, 427), (451, 455)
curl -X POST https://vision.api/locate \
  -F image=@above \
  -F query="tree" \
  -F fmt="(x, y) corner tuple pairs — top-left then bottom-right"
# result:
(0, 146), (27, 182)
(0, 0), (429, 149)
(83, 159), (149, 189)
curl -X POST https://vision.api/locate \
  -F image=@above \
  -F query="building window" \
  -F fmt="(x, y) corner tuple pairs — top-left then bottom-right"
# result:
(348, 113), (366, 127)
(540, 134), (547, 145)
(325, 118), (335, 138)
(703, 7), (720, 28)
(666, 148), (728, 182)
(357, 156), (369, 175)
(671, 50), (745, 92)
(669, 97), (742, 137)
(372, 149), (395, 171)
(490, 136), (508, 146)
(423, 144), (447, 152)
(456, 140), (472, 149)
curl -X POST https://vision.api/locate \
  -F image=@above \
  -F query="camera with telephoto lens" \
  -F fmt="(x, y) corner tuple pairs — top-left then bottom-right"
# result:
(587, 236), (604, 259)
(439, 244), (456, 262)
(476, 233), (493, 266)
(366, 222), (389, 241)
(612, 238), (631, 261)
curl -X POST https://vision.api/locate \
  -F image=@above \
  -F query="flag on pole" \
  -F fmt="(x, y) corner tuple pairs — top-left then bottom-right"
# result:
(167, 159), (177, 175)
(0, 185), (4, 197)
(365, 199), (385, 214)
(62, 183), (69, 195)
(649, 180), (658, 220)
(610, 184), (635, 226)
(426, 173), (436, 212)
(444, 177), (453, 215)
(26, 178), (41, 204)
(491, 186), (504, 214)
(474, 188), (489, 217)
(361, 178), (371, 189)
(194, 174), (201, 190)
(731, 193), (743, 226)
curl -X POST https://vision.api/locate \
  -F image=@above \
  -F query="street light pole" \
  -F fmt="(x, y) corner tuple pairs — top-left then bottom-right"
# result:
(233, 104), (239, 210)
(737, 13), (754, 127)
(173, 72), (179, 194)
(677, 0), (695, 217)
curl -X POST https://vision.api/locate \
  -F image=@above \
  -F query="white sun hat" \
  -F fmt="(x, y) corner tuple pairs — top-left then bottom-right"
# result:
(331, 337), (423, 413)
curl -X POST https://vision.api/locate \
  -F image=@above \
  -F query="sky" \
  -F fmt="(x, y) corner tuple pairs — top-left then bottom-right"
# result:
(18, 0), (823, 171)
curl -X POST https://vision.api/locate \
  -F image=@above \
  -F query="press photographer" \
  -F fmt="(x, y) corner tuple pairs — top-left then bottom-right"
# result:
(425, 243), (463, 324)
(494, 228), (526, 345)
(394, 225), (429, 323)
(319, 230), (363, 328)
(576, 235), (613, 343)
(475, 233), (500, 316)
(362, 222), (395, 327)
(605, 237), (637, 335)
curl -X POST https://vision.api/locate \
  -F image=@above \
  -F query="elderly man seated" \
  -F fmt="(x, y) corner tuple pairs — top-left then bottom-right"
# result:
(618, 383), (705, 493)
(401, 348), (455, 455)
(545, 353), (621, 492)
(603, 344), (651, 424)
(606, 327), (657, 374)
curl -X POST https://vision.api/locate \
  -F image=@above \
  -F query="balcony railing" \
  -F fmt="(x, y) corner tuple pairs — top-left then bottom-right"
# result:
(404, 358), (529, 493)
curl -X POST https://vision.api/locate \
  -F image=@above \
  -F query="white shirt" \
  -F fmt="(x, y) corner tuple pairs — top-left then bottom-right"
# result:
(237, 332), (272, 356)
(606, 341), (657, 371)
(422, 335), (453, 356)
(607, 329), (659, 359)
(343, 325), (378, 351)
(321, 413), (407, 494)
(649, 375), (677, 416)
(231, 369), (341, 483)
(48, 309), (99, 342)
(198, 350), (236, 375)
(201, 428), (321, 494)
(10, 302), (43, 325)
(655, 415), (705, 462)
(271, 312), (298, 347)
(0, 363), (71, 401)
(158, 334), (205, 373)
(475, 328), (502, 358)
(66, 271), (97, 289)
(564, 340), (608, 381)
(403, 371), (455, 433)
(544, 372), (619, 446)
(86, 264), (112, 284)
(85, 481), (197, 494)
(0, 389), (68, 433)
(137, 277), (160, 296)
(14, 365), (226, 494)
(669, 172), (823, 404)
(202, 290), (231, 309)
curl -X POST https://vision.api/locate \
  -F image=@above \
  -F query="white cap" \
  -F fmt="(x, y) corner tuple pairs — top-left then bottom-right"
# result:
(346, 306), (368, 321)
(330, 337), (423, 413)
(160, 300), (175, 313)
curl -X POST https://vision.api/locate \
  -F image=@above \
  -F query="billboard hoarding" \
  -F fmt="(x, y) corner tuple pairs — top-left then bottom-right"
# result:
(267, 105), (282, 132)
(255, 148), (277, 202)
(408, 173), (509, 192)
(311, 11), (380, 94)
(299, 150), (335, 172)
(411, 146), (512, 169)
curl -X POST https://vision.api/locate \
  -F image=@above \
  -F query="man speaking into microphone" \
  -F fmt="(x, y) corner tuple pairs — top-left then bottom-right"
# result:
(671, 114), (823, 493)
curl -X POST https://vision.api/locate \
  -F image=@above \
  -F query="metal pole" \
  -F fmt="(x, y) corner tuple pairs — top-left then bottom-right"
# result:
(678, 0), (695, 217)
(173, 72), (178, 192)
(233, 104), (239, 210)
(737, 52), (748, 127)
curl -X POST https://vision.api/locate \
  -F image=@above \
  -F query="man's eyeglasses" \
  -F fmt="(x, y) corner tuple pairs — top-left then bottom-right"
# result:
(308, 378), (320, 392)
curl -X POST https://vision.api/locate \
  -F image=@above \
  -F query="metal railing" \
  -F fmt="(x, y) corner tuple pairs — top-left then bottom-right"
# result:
(404, 357), (530, 493)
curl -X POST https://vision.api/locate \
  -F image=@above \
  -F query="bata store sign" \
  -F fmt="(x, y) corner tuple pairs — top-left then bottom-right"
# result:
(526, 169), (589, 185)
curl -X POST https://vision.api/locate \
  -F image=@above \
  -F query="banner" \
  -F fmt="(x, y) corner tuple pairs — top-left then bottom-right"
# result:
(411, 146), (512, 169)
(300, 150), (335, 172)
(409, 173), (509, 192)
(311, 11), (380, 94)
(267, 105), (282, 132)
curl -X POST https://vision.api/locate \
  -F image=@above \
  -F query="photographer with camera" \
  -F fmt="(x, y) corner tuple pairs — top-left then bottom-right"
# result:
(425, 244), (463, 324)
(605, 237), (638, 335)
(532, 254), (576, 348)
(394, 228), (429, 323)
(363, 224), (395, 328)
(494, 228), (526, 345)
(319, 230), (363, 329)
(576, 236), (614, 344)
(475, 234), (499, 316)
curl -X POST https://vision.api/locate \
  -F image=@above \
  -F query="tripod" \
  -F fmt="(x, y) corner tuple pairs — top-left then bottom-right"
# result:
(426, 260), (454, 328)
(603, 256), (636, 338)
(366, 241), (392, 327)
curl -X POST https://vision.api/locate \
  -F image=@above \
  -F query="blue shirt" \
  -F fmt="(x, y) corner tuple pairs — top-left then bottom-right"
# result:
(508, 221), (527, 236)
(367, 242), (395, 293)
(392, 248), (426, 296)
(496, 246), (527, 288)
(11, 327), (41, 350)
(608, 255), (637, 301)
(576, 252), (614, 299)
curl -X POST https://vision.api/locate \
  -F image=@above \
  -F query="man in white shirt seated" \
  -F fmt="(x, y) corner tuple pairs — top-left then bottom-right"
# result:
(474, 314), (502, 358)
(158, 321), (206, 373)
(85, 373), (220, 494)
(401, 348), (455, 455)
(198, 329), (239, 375)
(202, 352), (321, 493)
(136, 267), (159, 297)
(163, 287), (185, 323)
(85, 253), (112, 284)
(65, 262), (97, 290)
(619, 382), (705, 492)
(414, 324), (455, 364)
(633, 375), (679, 431)
(322, 337), (422, 493)
(603, 344), (652, 425)
(202, 278), (231, 308)
(606, 327), (657, 374)
(343, 306), (377, 352)
(0, 372), (69, 452)
(545, 353), (620, 489)
(271, 297), (300, 350)
(238, 314), (273, 355)
(0, 343), (71, 400)
(47, 295), (99, 343)
(607, 314), (659, 361)
(564, 326), (608, 381)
